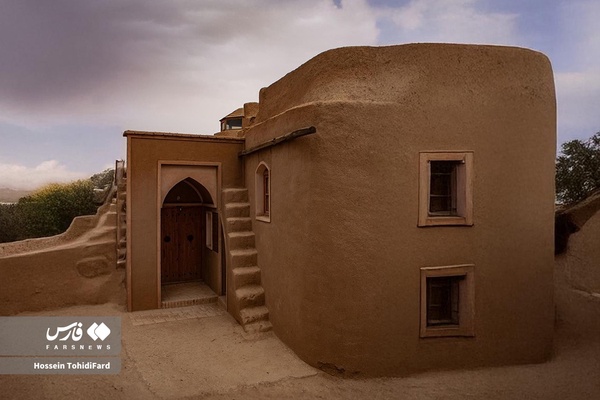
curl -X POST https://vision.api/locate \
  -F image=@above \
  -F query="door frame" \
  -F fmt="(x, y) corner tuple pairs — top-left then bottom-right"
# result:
(156, 161), (222, 309)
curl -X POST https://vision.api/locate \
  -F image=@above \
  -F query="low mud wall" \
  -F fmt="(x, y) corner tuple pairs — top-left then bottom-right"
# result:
(0, 197), (124, 315)
(0, 244), (124, 315)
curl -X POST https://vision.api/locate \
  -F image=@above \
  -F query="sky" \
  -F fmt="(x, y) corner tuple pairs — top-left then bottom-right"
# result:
(0, 0), (598, 190)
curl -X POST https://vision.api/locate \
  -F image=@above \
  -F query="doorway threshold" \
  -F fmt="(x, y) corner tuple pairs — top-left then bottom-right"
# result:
(161, 281), (218, 309)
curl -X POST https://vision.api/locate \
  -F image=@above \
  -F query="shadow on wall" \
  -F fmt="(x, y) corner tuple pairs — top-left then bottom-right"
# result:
(555, 191), (600, 339)
(555, 190), (600, 255)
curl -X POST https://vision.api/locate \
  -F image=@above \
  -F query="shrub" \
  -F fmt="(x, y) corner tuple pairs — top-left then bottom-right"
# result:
(556, 132), (600, 205)
(9, 180), (97, 241)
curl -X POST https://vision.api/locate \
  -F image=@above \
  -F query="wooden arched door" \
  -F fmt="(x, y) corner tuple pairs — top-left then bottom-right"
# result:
(161, 206), (203, 283)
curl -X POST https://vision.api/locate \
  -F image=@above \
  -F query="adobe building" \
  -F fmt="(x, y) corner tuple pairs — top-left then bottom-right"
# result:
(124, 43), (556, 376)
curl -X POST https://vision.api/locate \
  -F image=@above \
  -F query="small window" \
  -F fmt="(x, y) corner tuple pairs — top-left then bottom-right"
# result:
(225, 118), (242, 130)
(426, 276), (461, 326)
(419, 152), (473, 226)
(212, 211), (219, 252)
(420, 264), (475, 338)
(263, 169), (270, 216)
(206, 211), (219, 252)
(429, 161), (460, 215)
(206, 211), (213, 249)
(255, 162), (271, 222)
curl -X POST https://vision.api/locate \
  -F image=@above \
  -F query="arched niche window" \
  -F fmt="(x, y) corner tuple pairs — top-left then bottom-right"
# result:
(255, 162), (271, 222)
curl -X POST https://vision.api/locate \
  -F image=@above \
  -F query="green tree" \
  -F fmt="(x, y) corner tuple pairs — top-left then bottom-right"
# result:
(556, 132), (600, 205)
(90, 168), (115, 189)
(0, 203), (23, 242)
(90, 168), (115, 204)
(16, 180), (97, 239)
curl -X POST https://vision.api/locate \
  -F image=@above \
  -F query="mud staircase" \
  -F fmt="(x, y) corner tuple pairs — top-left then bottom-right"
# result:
(223, 188), (272, 333)
(115, 160), (127, 269)
(75, 201), (118, 277)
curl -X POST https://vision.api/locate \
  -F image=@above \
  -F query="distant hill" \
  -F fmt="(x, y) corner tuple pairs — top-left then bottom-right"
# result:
(0, 188), (32, 203)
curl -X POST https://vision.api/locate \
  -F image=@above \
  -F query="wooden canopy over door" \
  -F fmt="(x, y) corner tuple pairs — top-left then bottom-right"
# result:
(161, 206), (203, 283)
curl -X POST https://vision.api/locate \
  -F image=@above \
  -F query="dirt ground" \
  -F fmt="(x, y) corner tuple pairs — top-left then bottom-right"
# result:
(1, 263), (599, 400)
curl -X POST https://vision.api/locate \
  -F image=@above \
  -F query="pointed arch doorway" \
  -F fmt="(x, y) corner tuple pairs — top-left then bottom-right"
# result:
(160, 176), (222, 306)
(161, 178), (208, 283)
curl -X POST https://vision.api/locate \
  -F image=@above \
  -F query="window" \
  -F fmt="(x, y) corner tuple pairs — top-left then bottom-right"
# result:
(212, 212), (219, 252)
(206, 211), (213, 249)
(263, 169), (270, 216)
(220, 117), (243, 131)
(426, 276), (461, 326)
(255, 162), (271, 222)
(419, 152), (473, 226)
(205, 211), (219, 252)
(420, 264), (475, 338)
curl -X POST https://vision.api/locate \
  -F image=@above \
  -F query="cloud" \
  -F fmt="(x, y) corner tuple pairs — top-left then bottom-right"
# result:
(555, 70), (600, 142)
(559, 0), (600, 68)
(0, 160), (87, 190)
(0, 0), (378, 133)
(553, 0), (600, 141)
(374, 0), (519, 45)
(1, 0), (597, 148)
(369, 0), (600, 143)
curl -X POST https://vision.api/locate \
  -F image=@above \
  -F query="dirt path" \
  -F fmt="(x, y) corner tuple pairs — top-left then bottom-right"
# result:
(1, 269), (599, 399)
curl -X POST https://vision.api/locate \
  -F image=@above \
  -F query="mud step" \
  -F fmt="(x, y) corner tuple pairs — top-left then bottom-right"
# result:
(161, 296), (217, 309)
(235, 285), (265, 309)
(226, 217), (252, 232)
(222, 188), (249, 203)
(228, 231), (255, 249)
(88, 226), (116, 242)
(98, 211), (117, 228)
(232, 266), (261, 287)
(243, 320), (273, 333)
(230, 248), (258, 268)
(240, 305), (269, 325)
(224, 202), (250, 218)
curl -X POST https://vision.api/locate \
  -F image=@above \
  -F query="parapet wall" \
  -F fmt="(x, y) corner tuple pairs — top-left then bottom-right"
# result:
(0, 201), (111, 258)
(0, 200), (124, 315)
(253, 44), (553, 130)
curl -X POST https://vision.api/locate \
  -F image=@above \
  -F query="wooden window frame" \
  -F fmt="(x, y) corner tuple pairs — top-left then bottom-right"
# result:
(418, 151), (473, 227)
(420, 264), (475, 338)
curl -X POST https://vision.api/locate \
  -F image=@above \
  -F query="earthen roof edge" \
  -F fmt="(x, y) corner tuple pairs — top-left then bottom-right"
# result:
(123, 130), (245, 142)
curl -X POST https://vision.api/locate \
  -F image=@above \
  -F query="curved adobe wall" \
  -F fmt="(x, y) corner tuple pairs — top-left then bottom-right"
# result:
(245, 44), (556, 376)
(253, 45), (420, 125)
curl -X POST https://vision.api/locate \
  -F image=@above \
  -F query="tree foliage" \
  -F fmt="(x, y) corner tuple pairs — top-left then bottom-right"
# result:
(0, 203), (23, 243)
(17, 180), (97, 239)
(90, 168), (115, 189)
(0, 169), (114, 243)
(556, 132), (600, 205)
